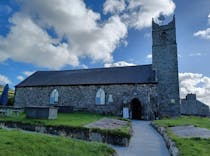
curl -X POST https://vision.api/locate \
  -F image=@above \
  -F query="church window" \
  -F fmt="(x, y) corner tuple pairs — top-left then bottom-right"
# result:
(95, 88), (105, 105)
(108, 94), (113, 103)
(50, 89), (59, 104)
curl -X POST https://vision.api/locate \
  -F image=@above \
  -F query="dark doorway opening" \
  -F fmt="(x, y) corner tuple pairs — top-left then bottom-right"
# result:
(131, 98), (142, 120)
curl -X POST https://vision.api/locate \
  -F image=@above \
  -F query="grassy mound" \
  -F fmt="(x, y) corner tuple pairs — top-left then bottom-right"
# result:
(0, 129), (115, 156)
(0, 112), (131, 138)
(153, 116), (210, 156)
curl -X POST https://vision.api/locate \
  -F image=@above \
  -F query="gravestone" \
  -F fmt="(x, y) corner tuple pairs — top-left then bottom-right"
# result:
(25, 106), (58, 119)
(0, 84), (9, 106)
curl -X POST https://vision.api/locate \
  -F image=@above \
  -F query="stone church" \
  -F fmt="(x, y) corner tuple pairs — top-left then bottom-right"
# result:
(14, 16), (180, 120)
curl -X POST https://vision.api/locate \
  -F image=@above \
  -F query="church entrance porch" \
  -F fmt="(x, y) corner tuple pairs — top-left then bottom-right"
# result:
(131, 98), (142, 120)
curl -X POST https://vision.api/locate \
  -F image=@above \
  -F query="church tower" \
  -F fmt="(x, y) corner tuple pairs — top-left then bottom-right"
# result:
(152, 16), (180, 118)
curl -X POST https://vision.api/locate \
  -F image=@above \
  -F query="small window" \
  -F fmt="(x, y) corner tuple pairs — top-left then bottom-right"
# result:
(160, 31), (167, 40)
(95, 88), (105, 105)
(50, 89), (59, 104)
(108, 94), (113, 103)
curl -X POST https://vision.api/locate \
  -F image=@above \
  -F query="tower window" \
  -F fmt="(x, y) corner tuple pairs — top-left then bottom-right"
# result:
(160, 31), (167, 41)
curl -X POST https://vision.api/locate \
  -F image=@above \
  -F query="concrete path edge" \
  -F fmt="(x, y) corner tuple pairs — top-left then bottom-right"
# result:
(151, 122), (180, 156)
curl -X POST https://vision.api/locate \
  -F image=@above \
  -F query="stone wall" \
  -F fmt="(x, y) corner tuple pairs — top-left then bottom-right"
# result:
(15, 84), (157, 120)
(181, 94), (210, 116)
(152, 17), (180, 118)
(151, 123), (179, 156)
(0, 121), (130, 147)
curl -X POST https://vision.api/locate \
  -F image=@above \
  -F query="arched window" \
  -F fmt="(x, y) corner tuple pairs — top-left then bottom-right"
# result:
(50, 89), (59, 104)
(95, 88), (105, 105)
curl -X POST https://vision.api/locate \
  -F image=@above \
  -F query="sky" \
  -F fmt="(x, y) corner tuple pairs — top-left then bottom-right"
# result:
(0, 0), (210, 106)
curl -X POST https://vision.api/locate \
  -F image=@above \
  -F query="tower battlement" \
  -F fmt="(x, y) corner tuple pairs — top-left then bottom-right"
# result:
(152, 16), (175, 30)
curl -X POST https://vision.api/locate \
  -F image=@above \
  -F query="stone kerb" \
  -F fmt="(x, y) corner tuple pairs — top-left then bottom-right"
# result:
(0, 121), (130, 146)
(151, 122), (179, 156)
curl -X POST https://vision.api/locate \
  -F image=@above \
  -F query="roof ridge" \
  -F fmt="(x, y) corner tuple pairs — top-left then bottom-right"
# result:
(36, 64), (152, 73)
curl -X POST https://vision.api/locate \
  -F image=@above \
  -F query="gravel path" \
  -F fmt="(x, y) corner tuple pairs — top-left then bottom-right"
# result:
(113, 121), (170, 156)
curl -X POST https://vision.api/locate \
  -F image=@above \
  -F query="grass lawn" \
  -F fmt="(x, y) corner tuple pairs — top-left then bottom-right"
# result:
(153, 116), (210, 156)
(0, 112), (131, 137)
(0, 129), (115, 156)
(0, 112), (106, 127)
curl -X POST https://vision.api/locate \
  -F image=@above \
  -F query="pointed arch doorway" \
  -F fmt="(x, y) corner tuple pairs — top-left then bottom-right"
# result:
(131, 98), (142, 120)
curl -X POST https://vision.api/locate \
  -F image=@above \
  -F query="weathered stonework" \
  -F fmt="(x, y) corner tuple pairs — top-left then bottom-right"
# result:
(14, 16), (182, 119)
(0, 121), (130, 147)
(181, 94), (210, 116)
(15, 84), (157, 120)
(151, 123), (179, 156)
(152, 16), (180, 118)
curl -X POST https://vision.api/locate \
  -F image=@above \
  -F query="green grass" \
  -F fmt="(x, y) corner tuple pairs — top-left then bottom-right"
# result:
(0, 112), (131, 137)
(153, 116), (210, 156)
(0, 129), (115, 156)
(0, 112), (106, 127)
(154, 115), (210, 130)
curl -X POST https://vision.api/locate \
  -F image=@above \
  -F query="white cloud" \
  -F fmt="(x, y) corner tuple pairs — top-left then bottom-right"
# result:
(146, 54), (152, 59)
(104, 61), (136, 67)
(125, 0), (175, 29)
(16, 71), (35, 82)
(104, 0), (126, 14)
(103, 0), (175, 29)
(194, 14), (210, 40)
(23, 71), (35, 77)
(179, 73), (210, 107)
(0, 74), (11, 85)
(194, 28), (210, 40)
(81, 64), (88, 69)
(0, 0), (176, 69)
(0, 0), (127, 69)
(189, 52), (202, 57)
(17, 76), (24, 81)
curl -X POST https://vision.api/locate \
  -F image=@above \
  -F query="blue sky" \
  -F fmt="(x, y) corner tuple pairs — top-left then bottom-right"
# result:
(0, 0), (210, 105)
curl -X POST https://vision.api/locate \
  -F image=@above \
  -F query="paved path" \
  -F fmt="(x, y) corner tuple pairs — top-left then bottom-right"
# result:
(113, 121), (170, 156)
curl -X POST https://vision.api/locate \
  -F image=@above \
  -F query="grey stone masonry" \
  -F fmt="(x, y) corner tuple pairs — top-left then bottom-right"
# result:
(14, 15), (182, 120)
(152, 16), (180, 118)
(15, 84), (157, 120)
(181, 94), (210, 116)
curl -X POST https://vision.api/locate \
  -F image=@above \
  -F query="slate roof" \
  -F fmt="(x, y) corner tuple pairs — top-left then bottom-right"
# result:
(16, 64), (157, 87)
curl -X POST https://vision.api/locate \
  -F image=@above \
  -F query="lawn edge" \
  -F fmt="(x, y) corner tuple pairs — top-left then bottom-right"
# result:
(0, 120), (131, 146)
(151, 122), (179, 156)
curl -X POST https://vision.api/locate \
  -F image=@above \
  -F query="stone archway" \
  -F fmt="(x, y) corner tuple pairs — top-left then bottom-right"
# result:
(131, 98), (142, 120)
